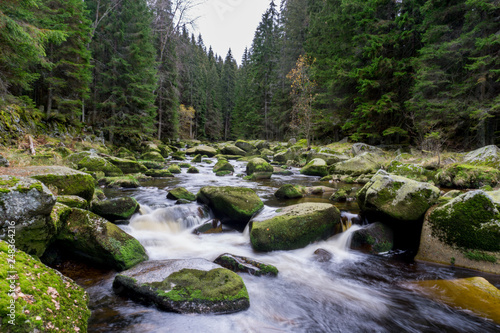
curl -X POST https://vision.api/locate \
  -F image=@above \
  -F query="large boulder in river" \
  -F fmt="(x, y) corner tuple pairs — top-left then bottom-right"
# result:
(357, 170), (440, 223)
(330, 152), (384, 177)
(0, 176), (56, 256)
(186, 145), (218, 157)
(246, 157), (273, 179)
(352, 143), (385, 156)
(56, 208), (148, 270)
(250, 203), (341, 251)
(274, 184), (306, 199)
(167, 187), (196, 201)
(113, 259), (250, 314)
(221, 145), (247, 156)
(197, 186), (263, 229)
(0, 240), (91, 332)
(350, 222), (394, 254)
(415, 190), (500, 274)
(273, 149), (296, 164)
(300, 158), (328, 177)
(213, 159), (234, 174)
(77, 154), (123, 176)
(91, 197), (140, 222)
(0, 166), (96, 201)
(105, 156), (148, 174)
(235, 140), (257, 154)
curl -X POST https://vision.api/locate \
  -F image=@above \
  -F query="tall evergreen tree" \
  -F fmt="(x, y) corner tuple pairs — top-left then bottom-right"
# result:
(219, 49), (237, 140)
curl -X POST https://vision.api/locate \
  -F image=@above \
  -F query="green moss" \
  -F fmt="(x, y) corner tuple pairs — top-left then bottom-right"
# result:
(274, 184), (305, 199)
(0, 240), (90, 333)
(463, 250), (497, 263)
(167, 164), (182, 174)
(167, 187), (196, 201)
(149, 268), (249, 302)
(32, 172), (95, 201)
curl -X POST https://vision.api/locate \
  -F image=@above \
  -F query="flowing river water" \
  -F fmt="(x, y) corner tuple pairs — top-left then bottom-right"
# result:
(54, 157), (500, 333)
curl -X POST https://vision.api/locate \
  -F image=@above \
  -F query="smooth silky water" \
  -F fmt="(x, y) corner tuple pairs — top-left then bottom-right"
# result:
(56, 157), (500, 333)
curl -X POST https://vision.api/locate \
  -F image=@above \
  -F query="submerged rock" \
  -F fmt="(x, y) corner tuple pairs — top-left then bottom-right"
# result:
(407, 277), (500, 325)
(56, 208), (148, 270)
(0, 176), (56, 256)
(214, 253), (278, 277)
(91, 197), (140, 222)
(250, 203), (341, 251)
(0, 240), (91, 332)
(197, 186), (263, 229)
(313, 248), (333, 262)
(357, 170), (440, 223)
(415, 190), (500, 274)
(113, 259), (250, 314)
(300, 158), (328, 177)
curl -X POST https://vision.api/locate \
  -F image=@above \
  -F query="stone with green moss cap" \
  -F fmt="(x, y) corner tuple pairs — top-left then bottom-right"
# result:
(113, 258), (250, 314)
(91, 197), (140, 222)
(274, 184), (305, 199)
(197, 186), (263, 229)
(246, 157), (273, 179)
(330, 152), (384, 177)
(463, 145), (500, 167)
(435, 163), (500, 189)
(0, 176), (56, 256)
(214, 253), (278, 277)
(55, 208), (148, 270)
(0, 240), (91, 332)
(235, 140), (257, 154)
(300, 158), (328, 177)
(213, 159), (234, 173)
(141, 151), (165, 162)
(250, 203), (341, 251)
(416, 190), (500, 274)
(185, 145), (218, 157)
(56, 195), (88, 209)
(105, 156), (148, 174)
(357, 170), (440, 223)
(77, 154), (123, 177)
(167, 187), (196, 201)
(221, 145), (247, 156)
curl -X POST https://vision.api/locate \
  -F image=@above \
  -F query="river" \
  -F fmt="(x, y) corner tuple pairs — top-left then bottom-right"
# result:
(54, 156), (500, 333)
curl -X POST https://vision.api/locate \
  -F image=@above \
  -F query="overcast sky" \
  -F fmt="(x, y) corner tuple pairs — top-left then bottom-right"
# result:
(190, 0), (272, 64)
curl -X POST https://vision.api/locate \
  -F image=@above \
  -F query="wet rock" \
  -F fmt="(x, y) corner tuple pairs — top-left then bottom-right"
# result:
(185, 145), (218, 157)
(313, 248), (333, 262)
(274, 184), (306, 199)
(415, 191), (500, 274)
(0, 154), (9, 167)
(250, 203), (341, 251)
(91, 197), (140, 222)
(193, 219), (223, 234)
(56, 195), (89, 209)
(300, 158), (328, 177)
(145, 169), (174, 177)
(56, 208), (148, 270)
(192, 154), (203, 163)
(77, 154), (123, 177)
(113, 259), (250, 314)
(0, 240), (91, 332)
(139, 160), (164, 170)
(273, 149), (296, 164)
(350, 222), (394, 254)
(167, 187), (196, 201)
(167, 164), (182, 174)
(214, 253), (278, 277)
(221, 145), (247, 156)
(197, 186), (263, 230)
(235, 140), (257, 154)
(329, 188), (351, 202)
(407, 277), (500, 324)
(141, 151), (165, 162)
(330, 152), (384, 177)
(187, 166), (199, 174)
(246, 157), (273, 179)
(100, 175), (140, 188)
(357, 170), (440, 223)
(105, 156), (148, 174)
(273, 167), (293, 176)
(213, 159), (234, 173)
(0, 176), (56, 256)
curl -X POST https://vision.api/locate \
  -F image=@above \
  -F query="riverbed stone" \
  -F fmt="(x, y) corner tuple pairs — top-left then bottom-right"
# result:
(246, 157), (273, 179)
(408, 277), (500, 325)
(387, 160), (432, 182)
(186, 145), (218, 157)
(91, 197), (140, 222)
(274, 184), (306, 199)
(357, 170), (440, 223)
(415, 190), (500, 274)
(187, 166), (199, 174)
(167, 187), (196, 201)
(351, 222), (394, 254)
(77, 154), (123, 177)
(235, 140), (257, 154)
(330, 152), (384, 177)
(100, 175), (140, 188)
(0, 176), (56, 256)
(273, 149), (296, 164)
(221, 145), (247, 156)
(197, 186), (263, 229)
(250, 203), (341, 251)
(0, 240), (91, 332)
(56, 208), (148, 270)
(105, 156), (148, 174)
(56, 195), (89, 209)
(305, 151), (349, 165)
(213, 159), (234, 173)
(435, 163), (500, 189)
(214, 253), (278, 277)
(141, 151), (165, 162)
(300, 158), (328, 177)
(112, 259), (250, 314)
(145, 169), (174, 177)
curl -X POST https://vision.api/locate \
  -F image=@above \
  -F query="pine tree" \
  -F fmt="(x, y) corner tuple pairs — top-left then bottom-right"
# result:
(219, 49), (237, 140)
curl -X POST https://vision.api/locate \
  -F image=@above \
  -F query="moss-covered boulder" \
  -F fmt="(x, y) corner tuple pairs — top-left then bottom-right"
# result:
(56, 208), (148, 270)
(408, 277), (500, 325)
(158, 144), (173, 158)
(2, 166), (95, 201)
(214, 253), (278, 277)
(330, 152), (384, 177)
(116, 147), (136, 160)
(65, 151), (92, 165)
(77, 154), (123, 177)
(145, 169), (174, 177)
(387, 160), (433, 182)
(352, 143), (385, 156)
(167, 164), (182, 174)
(56, 195), (88, 209)
(273, 149), (296, 164)
(350, 222), (394, 254)
(435, 163), (500, 189)
(0, 240), (91, 332)
(357, 170), (440, 223)
(113, 259), (250, 314)
(250, 203), (341, 252)
(187, 166), (199, 174)
(463, 145), (500, 167)
(186, 145), (218, 157)
(305, 151), (349, 165)
(192, 154), (202, 163)
(141, 151), (165, 162)
(91, 197), (140, 222)
(221, 145), (247, 156)
(167, 187), (196, 201)
(139, 160), (164, 170)
(235, 140), (257, 154)
(197, 186), (263, 229)
(300, 158), (328, 177)
(213, 159), (234, 173)
(106, 156), (148, 174)
(101, 175), (140, 188)
(274, 184), (306, 199)
(0, 154), (9, 167)
(246, 157), (273, 179)
(415, 191), (500, 274)
(0, 176), (56, 256)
